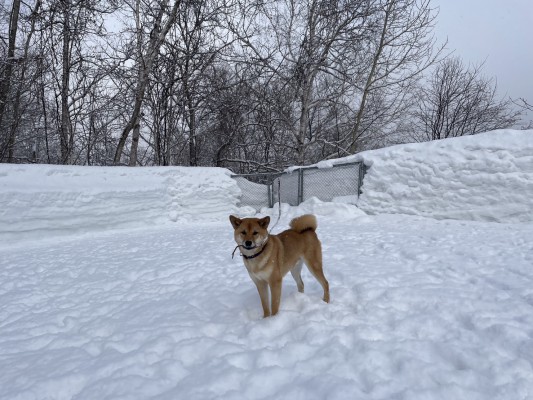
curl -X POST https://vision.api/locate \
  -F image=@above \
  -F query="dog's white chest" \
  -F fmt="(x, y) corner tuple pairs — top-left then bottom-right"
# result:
(245, 258), (273, 281)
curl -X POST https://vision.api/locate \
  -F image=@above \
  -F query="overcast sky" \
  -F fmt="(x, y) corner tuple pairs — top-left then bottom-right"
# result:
(432, 0), (533, 114)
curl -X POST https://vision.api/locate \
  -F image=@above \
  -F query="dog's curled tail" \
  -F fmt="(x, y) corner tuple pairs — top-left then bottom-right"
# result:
(290, 214), (317, 233)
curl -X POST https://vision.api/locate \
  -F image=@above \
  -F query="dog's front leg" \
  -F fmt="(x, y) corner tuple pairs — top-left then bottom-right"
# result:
(269, 278), (282, 316)
(253, 279), (271, 318)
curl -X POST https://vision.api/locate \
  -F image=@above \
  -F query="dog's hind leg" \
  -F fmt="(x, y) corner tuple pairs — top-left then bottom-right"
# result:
(290, 259), (305, 293)
(303, 254), (330, 303)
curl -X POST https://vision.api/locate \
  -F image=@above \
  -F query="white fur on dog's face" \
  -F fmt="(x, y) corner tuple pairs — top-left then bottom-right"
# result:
(229, 216), (270, 249)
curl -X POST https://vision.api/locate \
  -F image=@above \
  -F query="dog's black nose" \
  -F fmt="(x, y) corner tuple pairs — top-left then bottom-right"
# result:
(245, 241), (253, 248)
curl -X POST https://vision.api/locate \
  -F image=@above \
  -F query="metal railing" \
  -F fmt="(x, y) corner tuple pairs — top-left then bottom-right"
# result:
(232, 162), (367, 211)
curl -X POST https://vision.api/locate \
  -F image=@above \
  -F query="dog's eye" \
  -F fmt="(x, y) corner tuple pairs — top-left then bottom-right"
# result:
(241, 231), (246, 235)
(253, 231), (258, 236)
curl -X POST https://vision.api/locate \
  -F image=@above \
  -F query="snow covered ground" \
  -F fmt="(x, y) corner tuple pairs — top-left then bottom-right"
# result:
(1, 211), (532, 399)
(1, 130), (533, 399)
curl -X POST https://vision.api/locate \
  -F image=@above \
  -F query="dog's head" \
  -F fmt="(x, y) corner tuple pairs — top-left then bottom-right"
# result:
(229, 215), (270, 250)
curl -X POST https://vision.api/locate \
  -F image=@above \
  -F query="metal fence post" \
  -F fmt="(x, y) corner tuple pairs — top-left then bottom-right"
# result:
(358, 162), (366, 197)
(298, 168), (304, 205)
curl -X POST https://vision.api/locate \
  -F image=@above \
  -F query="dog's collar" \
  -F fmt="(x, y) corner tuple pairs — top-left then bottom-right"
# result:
(242, 241), (268, 260)
(232, 238), (269, 260)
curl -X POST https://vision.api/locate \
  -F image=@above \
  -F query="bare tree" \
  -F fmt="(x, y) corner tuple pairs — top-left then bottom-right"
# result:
(145, 53), (184, 166)
(231, 0), (374, 165)
(512, 97), (533, 113)
(20, 0), (118, 164)
(0, 0), (21, 136)
(113, 0), (182, 166)
(411, 56), (521, 141)
(137, 0), (236, 166)
(0, 0), (46, 162)
(4, 0), (42, 163)
(347, 0), (444, 152)
(172, 0), (234, 166)
(0, 0), (523, 170)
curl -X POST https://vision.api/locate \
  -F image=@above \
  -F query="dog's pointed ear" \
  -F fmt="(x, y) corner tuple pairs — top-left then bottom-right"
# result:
(258, 216), (270, 229)
(229, 215), (242, 229)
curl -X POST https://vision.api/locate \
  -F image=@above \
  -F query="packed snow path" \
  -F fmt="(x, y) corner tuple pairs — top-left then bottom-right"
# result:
(1, 215), (533, 399)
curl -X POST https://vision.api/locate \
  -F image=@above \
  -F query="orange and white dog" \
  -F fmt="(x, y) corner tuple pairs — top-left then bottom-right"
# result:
(230, 214), (329, 317)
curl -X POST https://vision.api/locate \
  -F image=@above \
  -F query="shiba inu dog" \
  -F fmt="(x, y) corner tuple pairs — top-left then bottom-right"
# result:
(229, 214), (329, 318)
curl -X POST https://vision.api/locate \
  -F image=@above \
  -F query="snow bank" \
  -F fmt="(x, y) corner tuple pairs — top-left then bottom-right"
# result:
(316, 129), (533, 223)
(0, 165), (241, 244)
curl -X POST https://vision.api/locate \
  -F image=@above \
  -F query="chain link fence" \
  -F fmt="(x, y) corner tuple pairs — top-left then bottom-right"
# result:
(232, 162), (367, 211)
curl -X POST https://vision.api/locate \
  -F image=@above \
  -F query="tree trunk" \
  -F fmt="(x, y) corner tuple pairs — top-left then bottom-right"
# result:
(0, 0), (21, 160)
(129, 116), (141, 166)
(349, 0), (393, 153)
(60, 3), (72, 164)
(187, 95), (197, 166)
(6, 0), (42, 162)
(296, 88), (311, 165)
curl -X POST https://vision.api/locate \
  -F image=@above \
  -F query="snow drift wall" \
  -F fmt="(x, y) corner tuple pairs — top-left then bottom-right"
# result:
(315, 129), (533, 223)
(0, 165), (241, 244)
